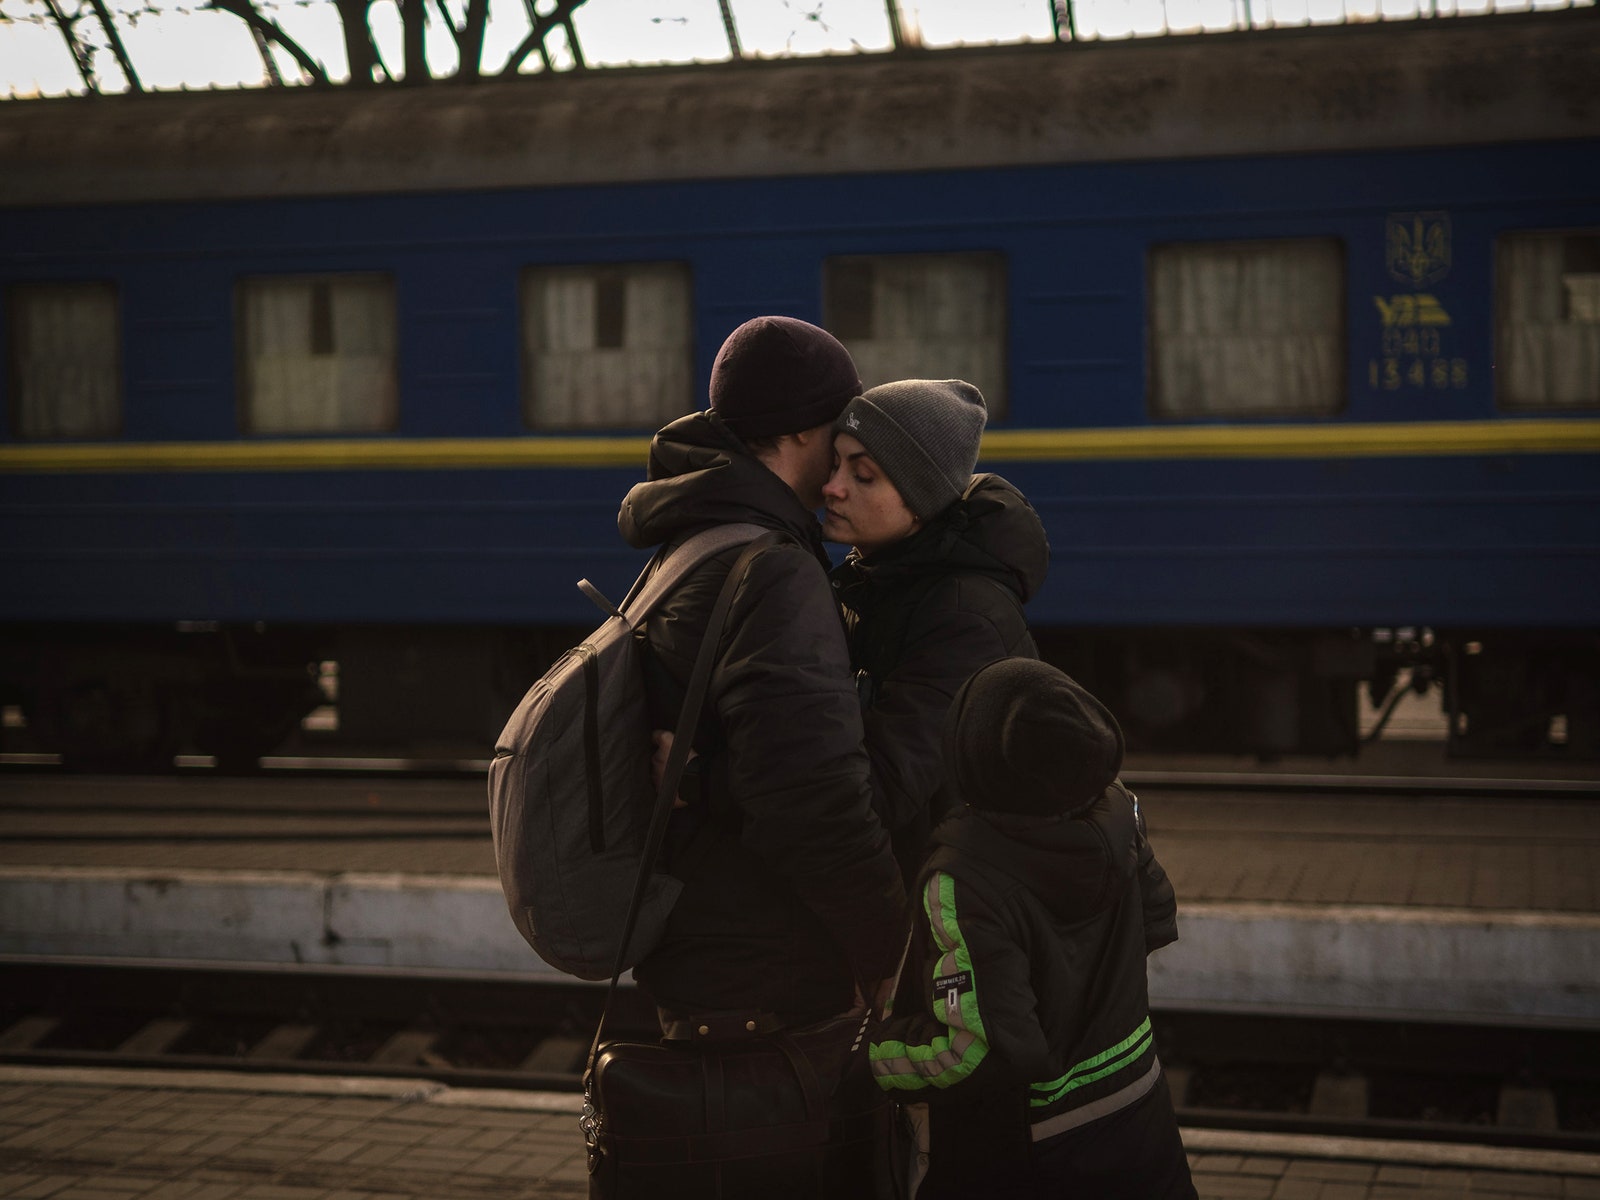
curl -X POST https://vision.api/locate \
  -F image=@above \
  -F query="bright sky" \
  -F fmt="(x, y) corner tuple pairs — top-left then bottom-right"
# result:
(0, 0), (1580, 98)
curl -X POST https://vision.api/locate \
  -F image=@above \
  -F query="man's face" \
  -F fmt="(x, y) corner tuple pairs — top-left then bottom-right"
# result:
(792, 422), (837, 510)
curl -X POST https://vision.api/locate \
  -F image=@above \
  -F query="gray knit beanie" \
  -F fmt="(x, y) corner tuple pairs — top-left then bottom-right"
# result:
(833, 380), (987, 520)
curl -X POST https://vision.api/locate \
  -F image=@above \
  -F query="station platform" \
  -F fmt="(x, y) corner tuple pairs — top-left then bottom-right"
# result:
(2, 752), (1597, 1027)
(2, 1064), (1598, 1200)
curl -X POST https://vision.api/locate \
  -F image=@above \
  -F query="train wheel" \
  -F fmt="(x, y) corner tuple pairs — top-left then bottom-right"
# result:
(37, 674), (179, 773)
(193, 678), (319, 772)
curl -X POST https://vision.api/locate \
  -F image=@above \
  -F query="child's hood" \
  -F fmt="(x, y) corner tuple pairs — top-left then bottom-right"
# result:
(930, 790), (1141, 922)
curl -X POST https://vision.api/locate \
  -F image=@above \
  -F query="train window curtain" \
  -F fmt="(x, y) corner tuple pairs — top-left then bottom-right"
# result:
(6, 281), (120, 440)
(237, 274), (398, 435)
(1496, 231), (1600, 410)
(521, 262), (693, 430)
(824, 253), (1007, 417)
(1148, 239), (1345, 419)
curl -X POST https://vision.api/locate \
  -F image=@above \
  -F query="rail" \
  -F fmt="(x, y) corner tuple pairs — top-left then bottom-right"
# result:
(2, 960), (1595, 1153)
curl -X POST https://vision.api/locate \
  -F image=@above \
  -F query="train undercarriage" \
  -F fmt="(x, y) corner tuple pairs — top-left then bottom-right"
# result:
(2, 622), (1596, 772)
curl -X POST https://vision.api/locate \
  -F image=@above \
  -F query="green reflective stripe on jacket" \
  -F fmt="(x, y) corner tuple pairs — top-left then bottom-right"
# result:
(869, 871), (991, 1090)
(1027, 1017), (1154, 1108)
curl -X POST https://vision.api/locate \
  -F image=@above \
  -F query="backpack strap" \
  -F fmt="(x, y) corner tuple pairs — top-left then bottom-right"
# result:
(576, 523), (769, 625)
(584, 528), (791, 1078)
(625, 523), (772, 624)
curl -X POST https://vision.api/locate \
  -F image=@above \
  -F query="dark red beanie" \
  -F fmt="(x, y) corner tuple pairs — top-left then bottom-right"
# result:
(708, 316), (862, 439)
(943, 658), (1125, 818)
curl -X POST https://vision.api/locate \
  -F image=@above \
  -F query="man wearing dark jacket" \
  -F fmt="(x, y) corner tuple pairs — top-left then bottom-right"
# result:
(618, 315), (910, 1031)
(870, 658), (1195, 1200)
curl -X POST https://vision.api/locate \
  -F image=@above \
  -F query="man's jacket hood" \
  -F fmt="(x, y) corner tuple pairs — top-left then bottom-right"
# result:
(618, 411), (825, 560)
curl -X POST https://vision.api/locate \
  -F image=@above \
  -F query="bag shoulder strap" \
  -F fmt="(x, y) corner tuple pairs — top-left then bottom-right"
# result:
(586, 528), (792, 1075)
(626, 523), (772, 623)
(576, 523), (769, 625)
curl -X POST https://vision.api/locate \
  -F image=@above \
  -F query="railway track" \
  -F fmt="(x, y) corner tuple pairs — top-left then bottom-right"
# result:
(2, 762), (1595, 815)
(2, 960), (1595, 1154)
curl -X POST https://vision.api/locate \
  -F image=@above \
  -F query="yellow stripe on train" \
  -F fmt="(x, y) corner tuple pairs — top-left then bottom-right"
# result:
(1, 419), (1597, 473)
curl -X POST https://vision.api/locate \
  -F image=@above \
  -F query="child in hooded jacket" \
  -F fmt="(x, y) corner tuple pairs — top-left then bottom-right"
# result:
(869, 657), (1197, 1200)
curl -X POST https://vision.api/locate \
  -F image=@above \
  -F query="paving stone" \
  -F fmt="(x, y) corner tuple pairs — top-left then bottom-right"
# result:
(1286, 1160), (1378, 1184)
(0, 1103), (64, 1128)
(7, 1072), (1597, 1200)
(1473, 1172), (1564, 1196)
(386, 1148), (483, 1173)
(159, 1184), (248, 1199)
(184, 1135), (249, 1157)
(1196, 1175), (1276, 1199)
(305, 1140), (365, 1165)
(1238, 1157), (1290, 1177)
(235, 1096), (319, 1115)
(1, 1176), (83, 1199)
(45, 1176), (155, 1198)
(459, 1127), (523, 1152)
(112, 1109), (185, 1132)
(1373, 1165), (1431, 1187)
(1196, 1155), (1250, 1173)
(138, 1131), (215, 1157)
(1203, 1184), (1273, 1200)
(344, 1123), (433, 1146)
(343, 1142), (413, 1168)
(460, 1150), (527, 1178)
(5, 1123), (103, 1152)
(220, 1136), (329, 1161)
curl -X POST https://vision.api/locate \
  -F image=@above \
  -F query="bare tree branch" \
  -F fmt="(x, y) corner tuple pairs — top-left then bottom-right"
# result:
(432, 0), (490, 80)
(563, 10), (584, 68)
(400, 0), (426, 82)
(206, 0), (330, 85)
(718, 0), (741, 58)
(518, 0), (552, 70)
(501, 0), (587, 76)
(40, 0), (98, 91)
(330, 0), (380, 84)
(84, 0), (142, 89)
(1052, 0), (1078, 38)
(250, 22), (285, 85)
(885, 0), (920, 49)
(455, 0), (489, 79)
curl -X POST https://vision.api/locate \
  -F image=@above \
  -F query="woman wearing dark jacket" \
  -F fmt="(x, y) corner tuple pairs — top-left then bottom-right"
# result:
(822, 379), (1049, 881)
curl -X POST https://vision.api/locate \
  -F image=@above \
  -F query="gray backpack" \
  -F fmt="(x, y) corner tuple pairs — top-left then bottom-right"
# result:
(488, 522), (780, 981)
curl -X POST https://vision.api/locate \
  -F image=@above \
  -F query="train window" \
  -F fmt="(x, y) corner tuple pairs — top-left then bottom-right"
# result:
(824, 253), (1008, 417)
(1148, 239), (1345, 419)
(521, 262), (693, 430)
(6, 281), (121, 440)
(1496, 231), (1600, 411)
(237, 274), (398, 435)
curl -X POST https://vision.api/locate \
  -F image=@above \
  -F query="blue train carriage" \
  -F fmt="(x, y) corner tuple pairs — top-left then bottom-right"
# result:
(0, 8), (1597, 769)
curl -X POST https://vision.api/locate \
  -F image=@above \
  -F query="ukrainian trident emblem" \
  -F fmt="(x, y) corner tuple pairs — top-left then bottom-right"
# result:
(1387, 212), (1452, 287)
